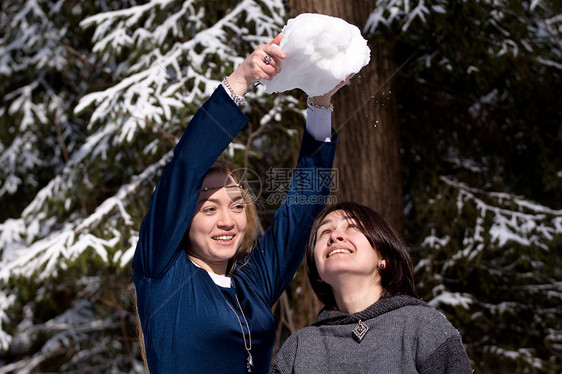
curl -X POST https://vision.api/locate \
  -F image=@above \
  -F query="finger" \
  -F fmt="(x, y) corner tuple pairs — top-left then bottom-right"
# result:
(259, 59), (282, 80)
(335, 74), (354, 90)
(264, 46), (285, 60)
(263, 50), (283, 67)
(261, 62), (280, 79)
(266, 63), (281, 76)
(265, 35), (286, 59)
(269, 33), (283, 46)
(259, 46), (283, 72)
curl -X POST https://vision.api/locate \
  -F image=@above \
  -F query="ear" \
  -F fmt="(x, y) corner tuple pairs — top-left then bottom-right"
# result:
(378, 260), (386, 270)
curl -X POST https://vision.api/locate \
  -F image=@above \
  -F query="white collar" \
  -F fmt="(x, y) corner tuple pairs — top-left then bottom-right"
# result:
(190, 259), (232, 288)
(207, 271), (232, 288)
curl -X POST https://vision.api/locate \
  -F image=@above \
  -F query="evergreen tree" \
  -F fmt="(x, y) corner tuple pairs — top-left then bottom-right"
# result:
(1, 0), (561, 372)
(372, 1), (562, 372)
(0, 0), (290, 371)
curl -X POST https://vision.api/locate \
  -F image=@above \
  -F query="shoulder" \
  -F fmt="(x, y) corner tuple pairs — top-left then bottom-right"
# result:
(398, 303), (461, 334)
(373, 298), (463, 347)
(389, 302), (471, 372)
(274, 325), (324, 367)
(277, 324), (325, 353)
(283, 324), (321, 342)
(273, 329), (303, 373)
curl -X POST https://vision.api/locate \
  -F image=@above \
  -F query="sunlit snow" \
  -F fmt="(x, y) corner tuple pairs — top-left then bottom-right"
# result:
(261, 13), (371, 96)
(429, 289), (473, 309)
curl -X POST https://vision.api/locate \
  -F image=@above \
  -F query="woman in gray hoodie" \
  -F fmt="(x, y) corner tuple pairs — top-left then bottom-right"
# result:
(272, 202), (473, 374)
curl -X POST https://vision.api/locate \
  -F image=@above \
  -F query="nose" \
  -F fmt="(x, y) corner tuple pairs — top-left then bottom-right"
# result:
(217, 208), (235, 228)
(328, 229), (345, 244)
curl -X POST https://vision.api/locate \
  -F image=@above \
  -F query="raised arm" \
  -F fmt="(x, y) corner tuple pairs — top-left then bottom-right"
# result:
(133, 37), (285, 280)
(235, 75), (354, 304)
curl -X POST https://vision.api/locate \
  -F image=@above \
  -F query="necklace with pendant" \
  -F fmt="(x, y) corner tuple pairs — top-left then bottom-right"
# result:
(352, 319), (369, 343)
(226, 294), (253, 373)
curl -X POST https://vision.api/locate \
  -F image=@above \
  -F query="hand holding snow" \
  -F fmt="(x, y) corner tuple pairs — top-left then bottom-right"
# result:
(261, 13), (371, 97)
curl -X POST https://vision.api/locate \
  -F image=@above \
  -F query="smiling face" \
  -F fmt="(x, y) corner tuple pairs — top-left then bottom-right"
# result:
(313, 210), (383, 285)
(307, 202), (416, 308)
(187, 172), (247, 275)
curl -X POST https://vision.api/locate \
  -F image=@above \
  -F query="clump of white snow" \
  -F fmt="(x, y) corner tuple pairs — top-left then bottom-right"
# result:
(261, 13), (371, 97)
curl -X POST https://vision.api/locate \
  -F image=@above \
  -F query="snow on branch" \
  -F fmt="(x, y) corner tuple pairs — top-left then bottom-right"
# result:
(76, 0), (284, 144)
(0, 154), (157, 349)
(536, 56), (562, 70)
(428, 285), (473, 310)
(0, 151), (171, 282)
(419, 176), (562, 314)
(0, 0), (65, 75)
(0, 291), (16, 351)
(0, 83), (46, 199)
(0, 299), (120, 372)
(486, 347), (543, 370)
(364, 0), (436, 33)
(0, 2), (88, 205)
(364, 0), (562, 74)
(440, 176), (562, 261)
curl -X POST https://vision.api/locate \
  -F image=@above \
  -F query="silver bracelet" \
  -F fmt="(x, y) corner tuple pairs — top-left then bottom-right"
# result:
(222, 77), (246, 106)
(307, 96), (333, 112)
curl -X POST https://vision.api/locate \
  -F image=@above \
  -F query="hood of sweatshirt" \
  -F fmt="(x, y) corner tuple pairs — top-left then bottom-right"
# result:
(312, 295), (430, 326)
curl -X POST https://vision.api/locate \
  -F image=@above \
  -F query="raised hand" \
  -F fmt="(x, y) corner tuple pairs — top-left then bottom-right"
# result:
(310, 73), (355, 108)
(227, 34), (286, 96)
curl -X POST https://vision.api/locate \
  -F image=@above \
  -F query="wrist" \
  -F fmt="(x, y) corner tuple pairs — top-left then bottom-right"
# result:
(307, 96), (333, 112)
(226, 72), (252, 96)
(222, 77), (246, 106)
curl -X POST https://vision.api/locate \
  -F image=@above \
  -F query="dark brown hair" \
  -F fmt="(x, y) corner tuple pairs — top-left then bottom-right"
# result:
(306, 202), (416, 308)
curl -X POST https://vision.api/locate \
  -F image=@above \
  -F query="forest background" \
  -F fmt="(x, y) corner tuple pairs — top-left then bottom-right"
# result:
(1, 0), (561, 373)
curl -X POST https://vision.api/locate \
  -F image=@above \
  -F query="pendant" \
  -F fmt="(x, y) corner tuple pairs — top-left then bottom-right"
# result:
(246, 351), (253, 373)
(352, 320), (369, 343)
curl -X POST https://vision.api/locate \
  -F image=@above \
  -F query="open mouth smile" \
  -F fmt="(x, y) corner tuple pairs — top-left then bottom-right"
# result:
(213, 235), (235, 242)
(327, 248), (351, 257)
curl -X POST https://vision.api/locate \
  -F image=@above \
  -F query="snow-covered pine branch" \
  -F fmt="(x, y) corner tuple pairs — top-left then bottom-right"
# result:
(76, 0), (285, 143)
(364, 0), (562, 72)
(440, 176), (562, 256)
(419, 175), (562, 309)
(0, 1), (81, 200)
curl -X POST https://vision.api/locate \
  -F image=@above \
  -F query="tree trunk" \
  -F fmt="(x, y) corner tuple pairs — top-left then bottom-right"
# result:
(287, 0), (404, 233)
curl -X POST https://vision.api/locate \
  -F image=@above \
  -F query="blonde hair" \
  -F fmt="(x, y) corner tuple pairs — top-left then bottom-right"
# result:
(130, 286), (150, 373)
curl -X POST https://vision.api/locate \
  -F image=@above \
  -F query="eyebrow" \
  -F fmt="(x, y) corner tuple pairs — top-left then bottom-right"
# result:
(317, 215), (356, 230)
(201, 183), (242, 192)
(317, 219), (333, 230)
(198, 193), (244, 204)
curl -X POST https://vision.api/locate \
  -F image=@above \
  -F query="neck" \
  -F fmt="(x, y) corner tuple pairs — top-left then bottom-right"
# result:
(331, 275), (383, 314)
(187, 255), (229, 276)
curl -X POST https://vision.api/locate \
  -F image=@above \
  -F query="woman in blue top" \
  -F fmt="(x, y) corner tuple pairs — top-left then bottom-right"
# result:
(132, 34), (350, 373)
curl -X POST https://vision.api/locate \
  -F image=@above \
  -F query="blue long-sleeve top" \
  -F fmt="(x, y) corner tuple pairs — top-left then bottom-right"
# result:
(132, 85), (337, 373)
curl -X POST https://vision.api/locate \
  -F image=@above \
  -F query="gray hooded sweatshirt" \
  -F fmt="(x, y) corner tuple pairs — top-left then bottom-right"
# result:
(272, 295), (472, 374)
